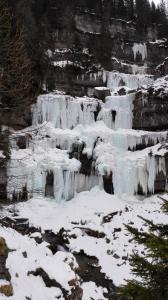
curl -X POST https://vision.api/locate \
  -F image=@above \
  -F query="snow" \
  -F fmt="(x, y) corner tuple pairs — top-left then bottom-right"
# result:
(0, 151), (5, 159)
(0, 225), (77, 300)
(152, 75), (168, 96)
(0, 187), (167, 300)
(82, 282), (107, 300)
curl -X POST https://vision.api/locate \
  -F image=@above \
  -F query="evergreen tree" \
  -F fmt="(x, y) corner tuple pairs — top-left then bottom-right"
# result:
(151, 1), (157, 23)
(127, 0), (134, 20)
(135, 0), (152, 32)
(157, 0), (168, 37)
(118, 198), (168, 300)
(117, 0), (127, 19)
(0, 0), (34, 104)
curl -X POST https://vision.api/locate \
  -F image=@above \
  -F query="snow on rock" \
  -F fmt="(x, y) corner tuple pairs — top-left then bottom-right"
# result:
(0, 151), (6, 159)
(106, 72), (154, 91)
(152, 75), (168, 96)
(0, 225), (79, 300)
(82, 282), (107, 300)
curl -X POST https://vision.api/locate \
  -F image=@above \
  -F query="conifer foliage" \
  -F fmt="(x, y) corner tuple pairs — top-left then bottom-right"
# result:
(118, 197), (168, 300)
(0, 0), (33, 104)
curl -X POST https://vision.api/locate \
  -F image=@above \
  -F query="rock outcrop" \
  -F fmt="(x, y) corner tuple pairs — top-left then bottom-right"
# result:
(0, 237), (13, 297)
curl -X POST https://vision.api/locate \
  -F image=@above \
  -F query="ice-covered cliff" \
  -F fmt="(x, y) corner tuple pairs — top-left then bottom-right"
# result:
(7, 72), (168, 201)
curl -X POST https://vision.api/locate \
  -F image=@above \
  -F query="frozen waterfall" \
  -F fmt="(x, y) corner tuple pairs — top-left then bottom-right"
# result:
(7, 71), (168, 201)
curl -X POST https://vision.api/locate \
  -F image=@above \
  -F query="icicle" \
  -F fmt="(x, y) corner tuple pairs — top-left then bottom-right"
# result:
(104, 94), (135, 129)
(132, 43), (147, 61)
(106, 72), (153, 91)
(32, 94), (99, 129)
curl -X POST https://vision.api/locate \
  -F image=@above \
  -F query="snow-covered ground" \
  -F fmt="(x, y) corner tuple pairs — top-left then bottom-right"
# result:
(0, 188), (167, 299)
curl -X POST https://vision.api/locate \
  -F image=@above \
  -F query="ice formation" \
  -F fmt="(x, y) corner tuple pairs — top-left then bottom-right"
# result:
(131, 64), (148, 75)
(132, 43), (147, 61)
(106, 72), (154, 91)
(32, 94), (99, 129)
(7, 71), (168, 201)
(95, 143), (167, 196)
(97, 94), (134, 130)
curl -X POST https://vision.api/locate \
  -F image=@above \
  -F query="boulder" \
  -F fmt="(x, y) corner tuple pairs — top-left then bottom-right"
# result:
(0, 237), (13, 297)
(94, 87), (111, 101)
(0, 283), (13, 297)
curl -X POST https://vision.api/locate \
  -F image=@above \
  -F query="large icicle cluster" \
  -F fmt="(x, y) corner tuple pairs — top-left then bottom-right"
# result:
(32, 94), (100, 130)
(7, 72), (168, 201)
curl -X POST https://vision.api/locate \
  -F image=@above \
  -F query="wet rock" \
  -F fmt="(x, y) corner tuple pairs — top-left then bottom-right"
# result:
(103, 173), (114, 195)
(0, 217), (40, 236)
(28, 268), (67, 295)
(118, 88), (127, 96)
(22, 251), (27, 258)
(102, 212), (118, 224)
(42, 228), (70, 254)
(113, 254), (120, 259)
(16, 135), (27, 149)
(67, 280), (83, 300)
(114, 228), (121, 233)
(111, 110), (116, 123)
(74, 250), (116, 299)
(74, 227), (106, 238)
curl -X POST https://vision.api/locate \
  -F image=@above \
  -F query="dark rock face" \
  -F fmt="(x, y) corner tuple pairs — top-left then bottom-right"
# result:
(9, 0), (168, 97)
(103, 173), (114, 195)
(133, 90), (168, 131)
(0, 100), (33, 131)
(94, 87), (111, 101)
(45, 171), (54, 197)
(0, 159), (7, 200)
